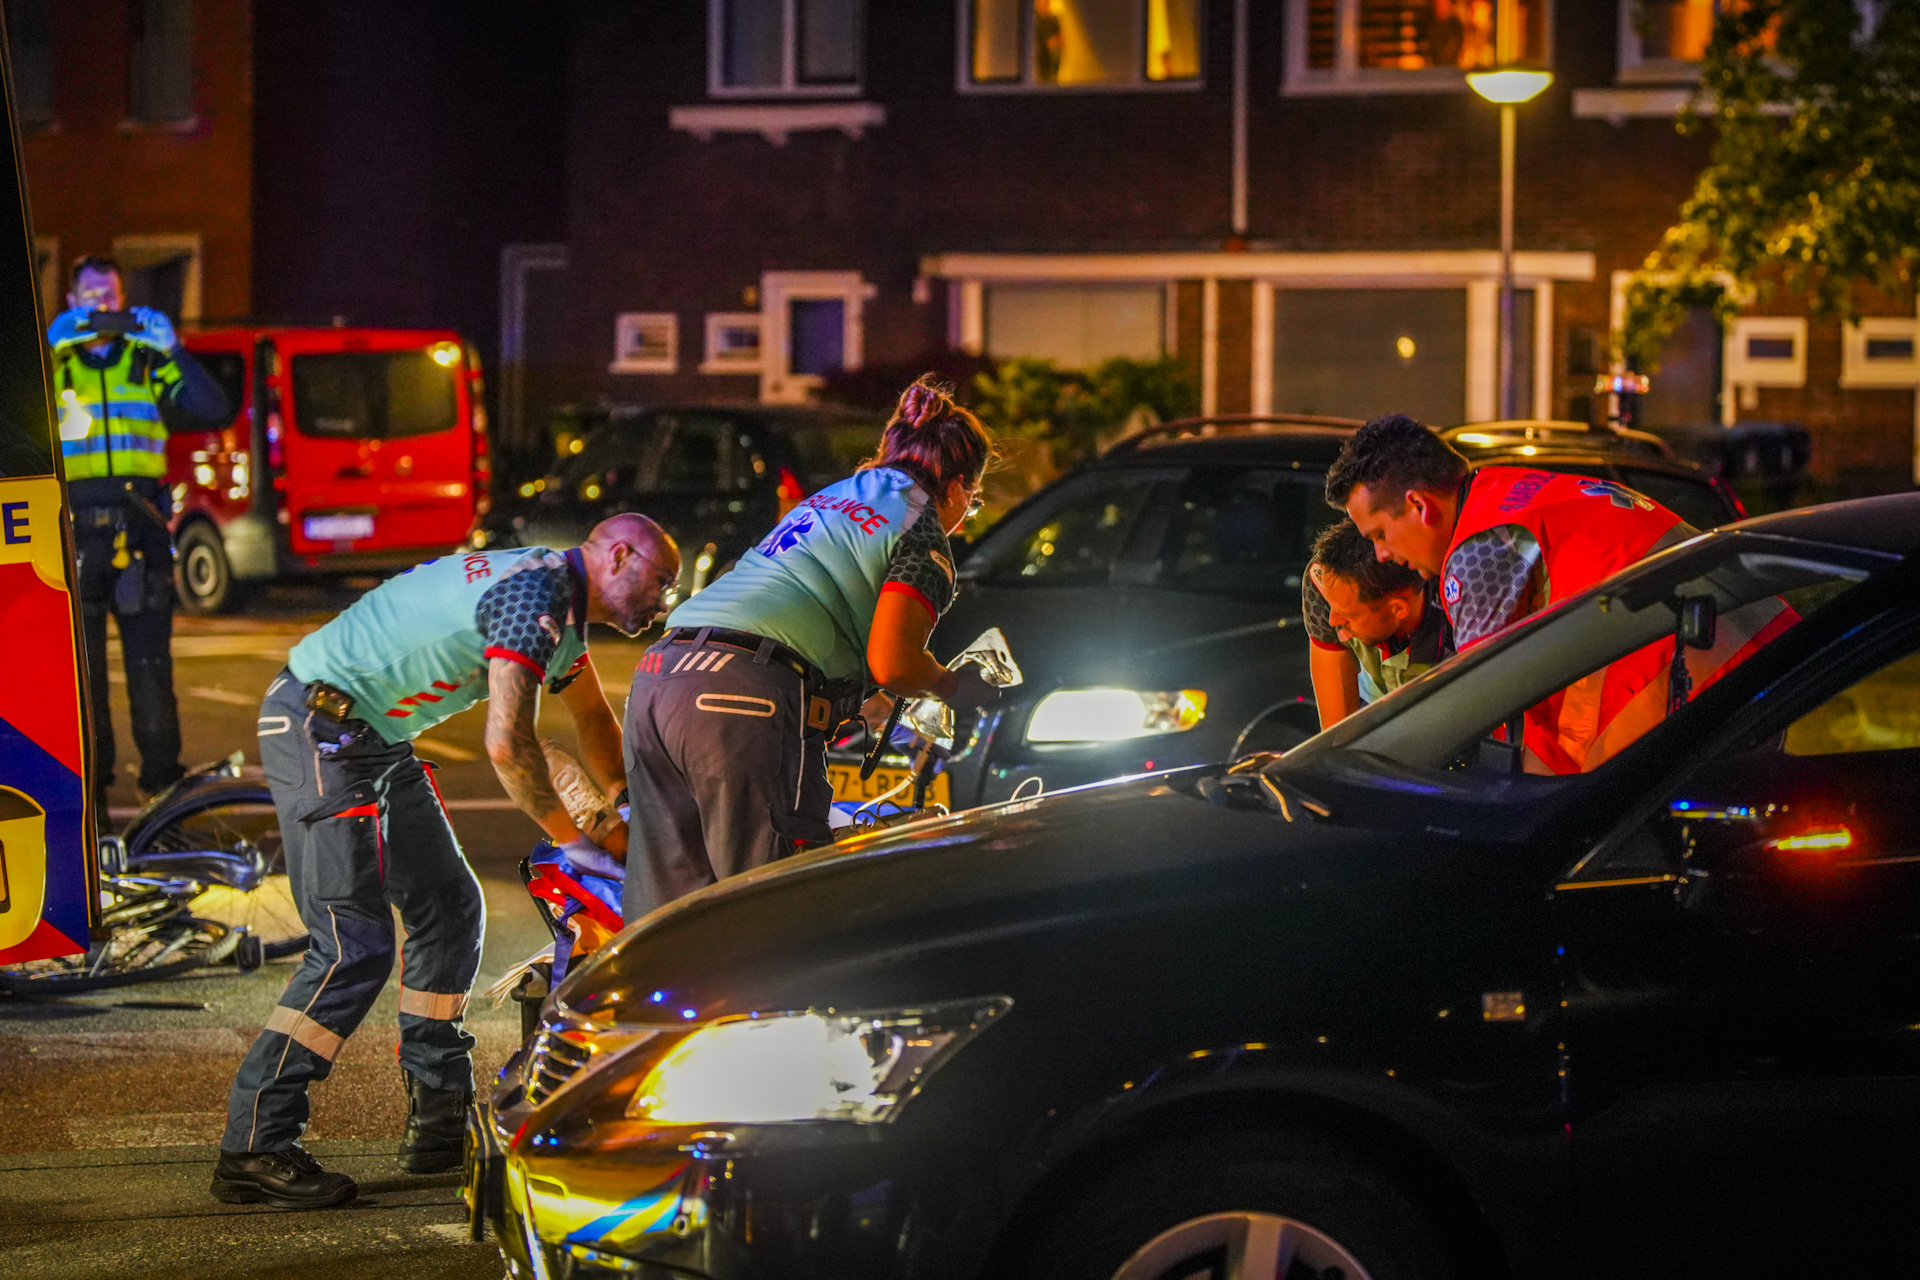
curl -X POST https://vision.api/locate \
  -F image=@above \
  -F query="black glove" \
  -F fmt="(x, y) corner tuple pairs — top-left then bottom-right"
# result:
(945, 665), (1002, 711)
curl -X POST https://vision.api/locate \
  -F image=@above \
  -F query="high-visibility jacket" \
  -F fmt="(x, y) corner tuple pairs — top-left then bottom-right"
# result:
(53, 341), (180, 482)
(1440, 467), (1791, 773)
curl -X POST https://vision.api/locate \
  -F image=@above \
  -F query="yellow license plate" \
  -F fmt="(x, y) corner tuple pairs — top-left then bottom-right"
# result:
(827, 763), (951, 809)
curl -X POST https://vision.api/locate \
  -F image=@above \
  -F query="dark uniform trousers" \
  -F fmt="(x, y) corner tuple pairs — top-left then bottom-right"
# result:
(623, 633), (835, 923)
(222, 671), (483, 1154)
(73, 508), (183, 795)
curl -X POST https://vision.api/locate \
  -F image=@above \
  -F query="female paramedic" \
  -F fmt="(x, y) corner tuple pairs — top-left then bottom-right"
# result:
(621, 376), (998, 920)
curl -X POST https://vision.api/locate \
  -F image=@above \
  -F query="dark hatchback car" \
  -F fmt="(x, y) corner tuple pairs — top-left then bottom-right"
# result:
(488, 403), (881, 597)
(473, 493), (1920, 1280)
(890, 416), (1740, 812)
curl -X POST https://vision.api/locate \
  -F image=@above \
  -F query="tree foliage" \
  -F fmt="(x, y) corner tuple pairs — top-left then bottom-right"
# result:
(969, 355), (1198, 465)
(1622, 0), (1920, 370)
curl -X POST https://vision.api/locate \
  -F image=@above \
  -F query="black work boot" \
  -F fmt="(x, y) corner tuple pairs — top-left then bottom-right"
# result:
(210, 1145), (357, 1208)
(399, 1068), (472, 1174)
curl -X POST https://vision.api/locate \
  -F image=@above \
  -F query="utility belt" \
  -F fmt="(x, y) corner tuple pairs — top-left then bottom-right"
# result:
(665, 626), (864, 738)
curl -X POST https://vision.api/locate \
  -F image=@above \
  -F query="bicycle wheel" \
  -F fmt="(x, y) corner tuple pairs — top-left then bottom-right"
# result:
(0, 879), (240, 994)
(124, 779), (310, 960)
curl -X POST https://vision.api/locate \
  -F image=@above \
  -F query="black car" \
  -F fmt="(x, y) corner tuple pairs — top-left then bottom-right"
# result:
(489, 403), (882, 596)
(872, 415), (1740, 814)
(472, 493), (1920, 1280)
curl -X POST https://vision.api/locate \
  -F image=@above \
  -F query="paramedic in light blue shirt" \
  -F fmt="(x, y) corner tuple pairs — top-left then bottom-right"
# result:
(624, 375), (1000, 919)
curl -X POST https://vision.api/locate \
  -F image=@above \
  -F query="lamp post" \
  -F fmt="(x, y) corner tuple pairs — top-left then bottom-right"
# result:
(1467, 67), (1553, 420)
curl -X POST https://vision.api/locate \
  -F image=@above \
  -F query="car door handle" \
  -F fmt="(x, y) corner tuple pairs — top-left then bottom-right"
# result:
(337, 464), (374, 479)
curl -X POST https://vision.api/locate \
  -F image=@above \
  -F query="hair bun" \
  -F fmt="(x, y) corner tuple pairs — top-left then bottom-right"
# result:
(901, 374), (955, 429)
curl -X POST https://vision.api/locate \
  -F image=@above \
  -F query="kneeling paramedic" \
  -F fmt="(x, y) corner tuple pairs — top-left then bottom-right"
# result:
(213, 515), (680, 1208)
(624, 375), (998, 921)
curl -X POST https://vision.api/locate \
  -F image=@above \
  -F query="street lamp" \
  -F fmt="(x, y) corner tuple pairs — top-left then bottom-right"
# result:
(1468, 66), (1553, 420)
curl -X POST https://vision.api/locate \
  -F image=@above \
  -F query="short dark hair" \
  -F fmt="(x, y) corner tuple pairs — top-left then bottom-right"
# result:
(1311, 518), (1424, 602)
(1324, 413), (1468, 511)
(69, 254), (122, 288)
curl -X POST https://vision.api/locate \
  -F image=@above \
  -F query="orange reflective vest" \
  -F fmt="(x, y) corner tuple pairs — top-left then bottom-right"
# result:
(1441, 468), (1788, 773)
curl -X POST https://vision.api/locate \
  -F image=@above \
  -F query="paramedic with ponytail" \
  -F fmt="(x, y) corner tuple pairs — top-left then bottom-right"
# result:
(624, 375), (996, 919)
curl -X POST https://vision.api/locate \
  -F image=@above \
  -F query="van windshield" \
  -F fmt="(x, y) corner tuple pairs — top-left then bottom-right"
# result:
(291, 350), (458, 439)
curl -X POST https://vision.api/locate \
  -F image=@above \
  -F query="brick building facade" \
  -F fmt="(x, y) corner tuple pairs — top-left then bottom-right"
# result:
(540, 0), (1917, 496)
(13, 0), (253, 326)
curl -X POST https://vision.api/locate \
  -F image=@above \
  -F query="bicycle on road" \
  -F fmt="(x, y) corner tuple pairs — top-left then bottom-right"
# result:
(0, 754), (309, 994)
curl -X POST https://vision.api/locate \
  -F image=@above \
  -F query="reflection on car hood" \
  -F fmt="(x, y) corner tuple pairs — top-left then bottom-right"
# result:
(556, 768), (1354, 1019)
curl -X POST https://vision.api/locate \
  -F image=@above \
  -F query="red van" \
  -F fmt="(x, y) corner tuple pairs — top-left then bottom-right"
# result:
(169, 326), (491, 612)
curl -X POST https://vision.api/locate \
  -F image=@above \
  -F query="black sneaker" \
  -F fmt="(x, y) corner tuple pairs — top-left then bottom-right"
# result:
(210, 1145), (357, 1208)
(399, 1068), (473, 1174)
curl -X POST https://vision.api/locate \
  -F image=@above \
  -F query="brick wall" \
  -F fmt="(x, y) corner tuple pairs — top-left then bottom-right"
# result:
(557, 0), (1914, 494)
(20, 0), (253, 320)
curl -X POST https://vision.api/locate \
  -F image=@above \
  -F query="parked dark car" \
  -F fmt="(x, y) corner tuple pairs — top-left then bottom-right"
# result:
(472, 493), (1920, 1280)
(486, 403), (882, 597)
(848, 415), (1741, 814)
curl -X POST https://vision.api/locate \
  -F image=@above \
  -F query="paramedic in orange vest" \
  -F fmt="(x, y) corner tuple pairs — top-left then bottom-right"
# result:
(1325, 414), (1784, 773)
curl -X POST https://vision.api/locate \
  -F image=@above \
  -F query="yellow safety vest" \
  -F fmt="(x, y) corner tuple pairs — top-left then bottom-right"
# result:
(53, 341), (179, 482)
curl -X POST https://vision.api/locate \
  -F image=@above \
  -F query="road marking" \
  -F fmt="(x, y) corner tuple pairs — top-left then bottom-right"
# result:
(185, 685), (258, 707)
(413, 736), (481, 762)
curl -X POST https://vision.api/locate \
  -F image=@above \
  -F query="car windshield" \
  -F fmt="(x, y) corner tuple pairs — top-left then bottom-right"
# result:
(290, 350), (458, 439)
(966, 464), (1339, 597)
(1284, 530), (1899, 778)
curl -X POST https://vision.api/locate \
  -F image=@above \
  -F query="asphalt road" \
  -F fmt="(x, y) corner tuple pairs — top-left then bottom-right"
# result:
(0, 581), (652, 1280)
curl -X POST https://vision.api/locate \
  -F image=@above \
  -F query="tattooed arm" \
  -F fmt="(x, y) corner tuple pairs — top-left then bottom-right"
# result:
(485, 656), (582, 845)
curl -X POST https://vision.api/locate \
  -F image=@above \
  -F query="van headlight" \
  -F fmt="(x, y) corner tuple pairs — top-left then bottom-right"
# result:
(1025, 689), (1207, 744)
(624, 998), (1010, 1125)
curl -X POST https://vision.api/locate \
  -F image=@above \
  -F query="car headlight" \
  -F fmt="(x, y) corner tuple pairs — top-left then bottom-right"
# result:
(624, 997), (1009, 1125)
(1025, 688), (1207, 744)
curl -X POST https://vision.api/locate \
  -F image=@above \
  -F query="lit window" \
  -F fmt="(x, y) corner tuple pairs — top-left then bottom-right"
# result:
(713, 0), (862, 95)
(985, 283), (1166, 369)
(967, 0), (1202, 89)
(610, 314), (679, 375)
(1288, 0), (1545, 95)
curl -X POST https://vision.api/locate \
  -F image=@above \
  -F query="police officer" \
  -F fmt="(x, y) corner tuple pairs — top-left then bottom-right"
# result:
(49, 255), (229, 805)
(212, 514), (680, 1208)
(624, 376), (998, 921)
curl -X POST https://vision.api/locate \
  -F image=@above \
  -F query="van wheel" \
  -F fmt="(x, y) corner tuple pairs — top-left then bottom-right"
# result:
(1017, 1130), (1458, 1280)
(175, 522), (242, 614)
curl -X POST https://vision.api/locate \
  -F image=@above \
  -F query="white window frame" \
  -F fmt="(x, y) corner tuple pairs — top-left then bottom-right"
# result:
(701, 311), (765, 375)
(708, 0), (864, 99)
(1723, 315), (1807, 413)
(956, 0), (1207, 94)
(1284, 0), (1553, 98)
(609, 312), (679, 375)
(760, 270), (873, 404)
(1840, 317), (1920, 389)
(109, 233), (203, 320)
